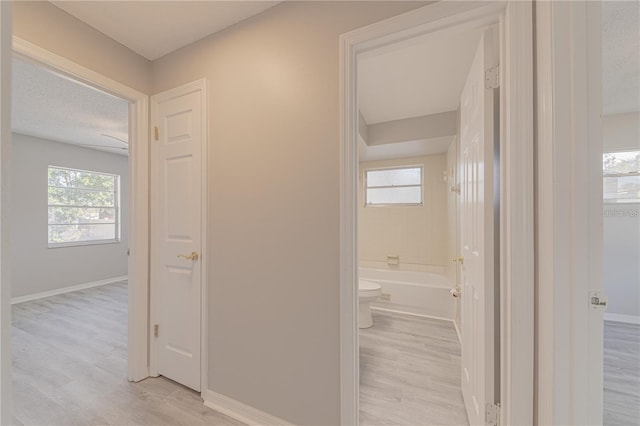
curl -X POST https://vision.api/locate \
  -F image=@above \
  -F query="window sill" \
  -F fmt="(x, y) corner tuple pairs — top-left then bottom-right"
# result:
(364, 203), (424, 208)
(48, 239), (121, 249)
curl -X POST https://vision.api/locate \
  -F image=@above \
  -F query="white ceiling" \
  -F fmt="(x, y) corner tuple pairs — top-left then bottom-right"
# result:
(51, 1), (281, 61)
(358, 26), (482, 161)
(602, 1), (639, 115)
(358, 27), (484, 125)
(12, 57), (130, 156)
(17, 2), (634, 164)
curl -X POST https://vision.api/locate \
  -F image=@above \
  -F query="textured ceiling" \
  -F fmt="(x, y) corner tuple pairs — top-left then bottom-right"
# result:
(51, 1), (281, 61)
(12, 57), (130, 156)
(358, 27), (483, 125)
(602, 1), (640, 115)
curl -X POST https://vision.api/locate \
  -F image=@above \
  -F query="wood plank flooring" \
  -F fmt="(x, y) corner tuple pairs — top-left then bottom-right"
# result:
(359, 310), (468, 426)
(11, 281), (244, 426)
(604, 320), (640, 426)
(13, 283), (638, 425)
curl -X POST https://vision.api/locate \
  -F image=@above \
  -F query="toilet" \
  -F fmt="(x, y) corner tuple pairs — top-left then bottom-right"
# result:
(359, 280), (382, 329)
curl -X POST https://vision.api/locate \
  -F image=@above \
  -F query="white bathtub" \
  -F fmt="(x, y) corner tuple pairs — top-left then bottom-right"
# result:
(359, 267), (455, 319)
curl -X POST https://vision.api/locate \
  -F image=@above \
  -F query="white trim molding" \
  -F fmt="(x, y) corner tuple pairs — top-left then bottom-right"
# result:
(604, 313), (640, 325)
(536, 1), (604, 424)
(200, 79), (210, 405)
(12, 37), (150, 383)
(0, 2), (13, 424)
(340, 2), (534, 425)
(372, 306), (464, 343)
(11, 276), (128, 305)
(500, 2), (535, 425)
(203, 390), (294, 426)
(371, 306), (452, 322)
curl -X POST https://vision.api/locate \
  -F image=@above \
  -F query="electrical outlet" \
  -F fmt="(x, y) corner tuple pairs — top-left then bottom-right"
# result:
(379, 293), (391, 302)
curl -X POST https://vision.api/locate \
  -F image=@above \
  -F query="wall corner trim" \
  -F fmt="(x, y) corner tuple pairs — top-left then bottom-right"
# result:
(11, 275), (128, 305)
(203, 390), (294, 426)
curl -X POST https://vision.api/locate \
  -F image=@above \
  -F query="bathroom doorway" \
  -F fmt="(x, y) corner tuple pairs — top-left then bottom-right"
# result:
(355, 22), (497, 425)
(339, 2), (535, 425)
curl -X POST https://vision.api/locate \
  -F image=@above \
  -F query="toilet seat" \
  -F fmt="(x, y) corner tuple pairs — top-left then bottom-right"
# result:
(359, 280), (382, 298)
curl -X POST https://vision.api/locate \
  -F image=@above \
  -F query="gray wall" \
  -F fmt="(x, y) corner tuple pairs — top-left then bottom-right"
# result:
(151, 2), (428, 424)
(603, 207), (640, 318)
(603, 112), (640, 319)
(13, 1), (151, 94)
(10, 133), (129, 298)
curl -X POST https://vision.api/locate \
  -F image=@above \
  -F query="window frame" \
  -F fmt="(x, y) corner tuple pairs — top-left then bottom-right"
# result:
(363, 165), (424, 207)
(602, 149), (640, 205)
(47, 165), (121, 248)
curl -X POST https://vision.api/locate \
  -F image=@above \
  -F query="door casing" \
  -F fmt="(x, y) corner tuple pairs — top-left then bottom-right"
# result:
(10, 37), (150, 383)
(0, 4), (12, 423)
(339, 1), (535, 424)
(535, 2), (604, 424)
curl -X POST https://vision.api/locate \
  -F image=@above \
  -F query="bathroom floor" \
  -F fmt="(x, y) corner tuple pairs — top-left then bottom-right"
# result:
(359, 310), (468, 426)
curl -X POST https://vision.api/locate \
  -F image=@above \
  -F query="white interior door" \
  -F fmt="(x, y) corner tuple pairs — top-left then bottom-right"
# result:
(150, 80), (206, 392)
(459, 29), (498, 426)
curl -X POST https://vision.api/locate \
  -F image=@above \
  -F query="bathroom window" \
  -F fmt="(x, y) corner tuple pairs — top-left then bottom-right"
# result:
(365, 166), (422, 206)
(48, 166), (120, 247)
(603, 150), (640, 204)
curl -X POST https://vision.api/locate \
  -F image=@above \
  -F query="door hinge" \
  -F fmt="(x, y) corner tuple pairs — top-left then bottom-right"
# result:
(590, 291), (607, 309)
(486, 402), (500, 426)
(154, 126), (159, 141)
(154, 324), (159, 338)
(485, 66), (500, 89)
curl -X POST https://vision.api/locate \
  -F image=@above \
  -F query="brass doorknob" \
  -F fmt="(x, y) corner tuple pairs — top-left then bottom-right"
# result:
(452, 256), (464, 264)
(177, 251), (199, 261)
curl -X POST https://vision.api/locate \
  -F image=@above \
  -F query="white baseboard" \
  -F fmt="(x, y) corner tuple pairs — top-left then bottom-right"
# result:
(11, 275), (128, 305)
(604, 313), (640, 325)
(371, 306), (462, 344)
(203, 390), (293, 426)
(371, 306), (452, 323)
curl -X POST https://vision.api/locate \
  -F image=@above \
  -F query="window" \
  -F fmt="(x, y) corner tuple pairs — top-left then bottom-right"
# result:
(603, 150), (640, 204)
(365, 166), (422, 206)
(48, 166), (120, 246)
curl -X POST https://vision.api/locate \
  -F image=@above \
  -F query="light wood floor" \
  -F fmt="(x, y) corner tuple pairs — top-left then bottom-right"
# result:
(14, 284), (638, 425)
(604, 320), (640, 426)
(359, 310), (468, 426)
(11, 281), (243, 426)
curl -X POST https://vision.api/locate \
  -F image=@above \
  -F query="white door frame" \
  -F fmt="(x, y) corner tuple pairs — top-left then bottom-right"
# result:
(339, 2), (535, 424)
(535, 2), (603, 424)
(149, 78), (209, 395)
(10, 37), (150, 382)
(0, 3), (12, 424)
